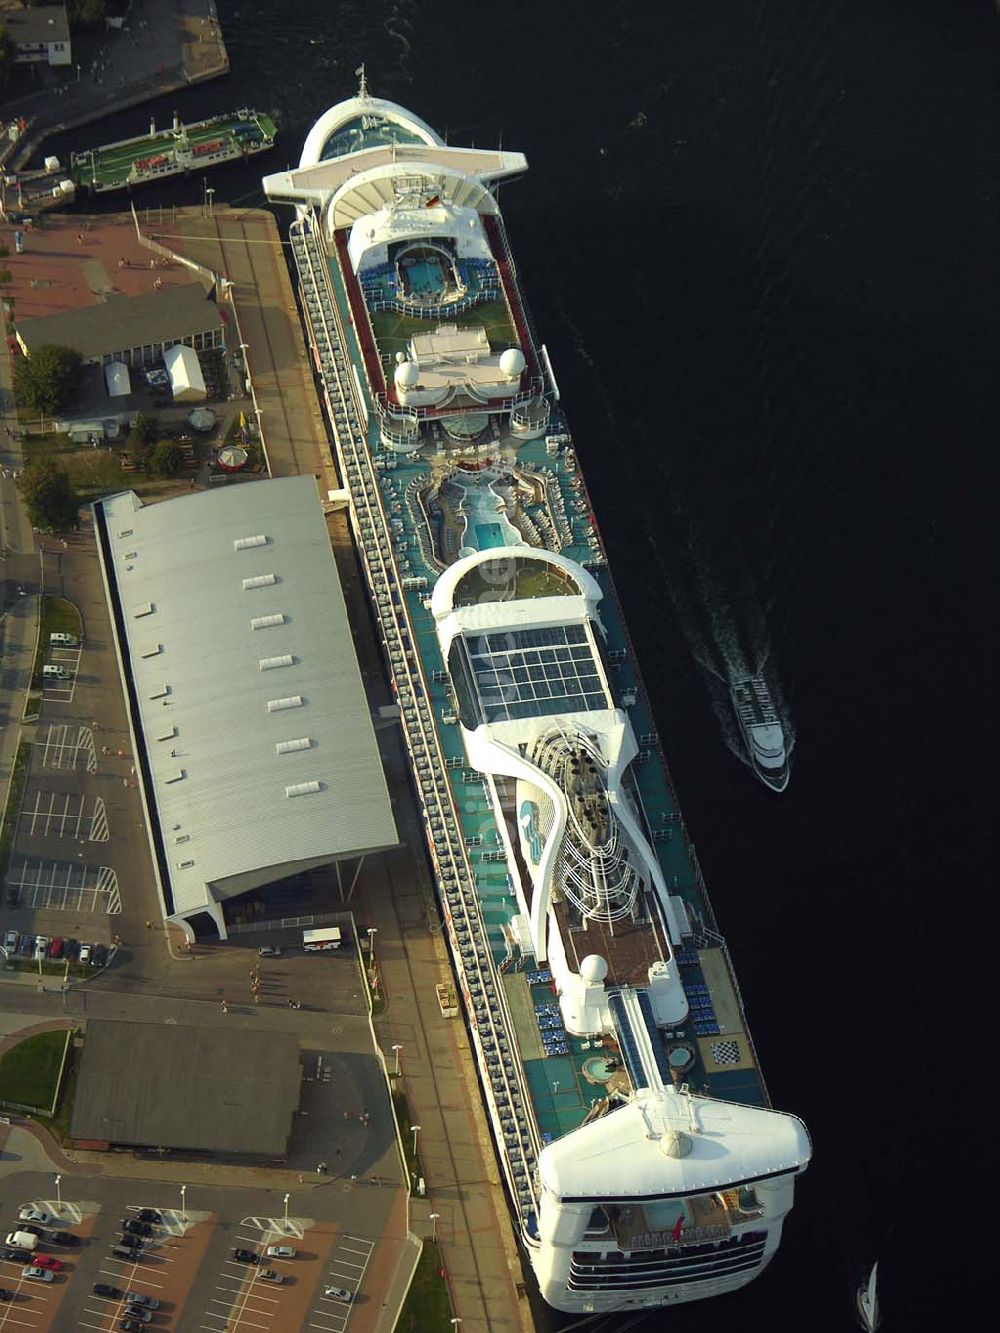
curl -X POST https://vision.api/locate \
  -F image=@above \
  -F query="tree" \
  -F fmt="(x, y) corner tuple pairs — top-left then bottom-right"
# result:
(148, 439), (183, 478)
(129, 412), (158, 447)
(12, 344), (84, 416)
(17, 458), (80, 533)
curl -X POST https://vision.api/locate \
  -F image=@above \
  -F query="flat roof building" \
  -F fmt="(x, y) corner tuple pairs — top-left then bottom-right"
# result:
(15, 282), (224, 368)
(70, 1020), (301, 1158)
(93, 474), (398, 940)
(5, 5), (71, 67)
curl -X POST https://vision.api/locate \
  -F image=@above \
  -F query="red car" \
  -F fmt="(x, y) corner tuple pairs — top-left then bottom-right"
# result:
(48, 938), (64, 960)
(32, 1254), (62, 1271)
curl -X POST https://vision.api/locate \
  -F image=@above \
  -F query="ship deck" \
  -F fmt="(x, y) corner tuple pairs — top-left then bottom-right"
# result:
(321, 245), (769, 1148)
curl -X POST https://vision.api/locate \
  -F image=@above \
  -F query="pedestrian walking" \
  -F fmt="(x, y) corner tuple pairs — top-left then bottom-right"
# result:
(221, 1000), (228, 1014)
(77, 232), (83, 246)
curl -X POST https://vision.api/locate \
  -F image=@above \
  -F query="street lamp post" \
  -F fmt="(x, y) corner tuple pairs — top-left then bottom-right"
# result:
(411, 1124), (421, 1162)
(54, 1174), (62, 1215)
(429, 1211), (439, 1242)
(392, 1044), (402, 1077)
(283, 1192), (290, 1231)
(368, 927), (379, 995)
(180, 1184), (187, 1222)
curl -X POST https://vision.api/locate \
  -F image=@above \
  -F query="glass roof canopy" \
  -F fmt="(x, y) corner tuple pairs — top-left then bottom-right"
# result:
(462, 624), (609, 724)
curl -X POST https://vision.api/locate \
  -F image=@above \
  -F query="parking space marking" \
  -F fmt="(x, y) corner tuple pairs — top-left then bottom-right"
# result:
(41, 646), (83, 705)
(39, 722), (95, 771)
(19, 789), (91, 840)
(305, 1233), (375, 1332)
(4, 859), (121, 913)
(89, 798), (109, 843)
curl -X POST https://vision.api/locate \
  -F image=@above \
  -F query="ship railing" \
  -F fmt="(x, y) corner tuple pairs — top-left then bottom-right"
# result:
(290, 212), (541, 1215)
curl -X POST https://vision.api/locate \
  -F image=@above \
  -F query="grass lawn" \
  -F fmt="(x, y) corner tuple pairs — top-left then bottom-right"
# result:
(0, 1029), (70, 1113)
(392, 1089), (422, 1185)
(396, 1240), (454, 1333)
(22, 433), (201, 506)
(0, 738), (32, 880)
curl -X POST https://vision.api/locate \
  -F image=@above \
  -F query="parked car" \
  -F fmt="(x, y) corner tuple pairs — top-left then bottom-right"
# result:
(21, 1267), (54, 1283)
(112, 1246), (140, 1261)
(78, 944), (92, 965)
(16, 1224), (44, 1238)
(32, 1255), (61, 1271)
(265, 1245), (295, 1259)
(121, 1219), (151, 1237)
(32, 936), (48, 960)
(17, 1208), (52, 1225)
(6, 887), (20, 909)
(94, 1282), (125, 1298)
(16, 932), (32, 955)
(45, 1231), (79, 1247)
(233, 1248), (259, 1264)
(135, 1210), (161, 1225)
(123, 1308), (151, 1325)
(92, 943), (109, 968)
(258, 1268), (283, 1284)
(63, 939), (80, 962)
(2, 929), (18, 953)
(257, 945), (282, 957)
(115, 1234), (145, 1249)
(123, 1291), (159, 1309)
(47, 938), (64, 959)
(121, 1321), (146, 1333)
(324, 1286), (353, 1302)
(1, 1249), (31, 1264)
(0, 1288), (15, 1302)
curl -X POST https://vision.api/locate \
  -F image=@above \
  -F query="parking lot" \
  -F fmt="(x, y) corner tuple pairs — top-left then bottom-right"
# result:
(38, 725), (96, 774)
(41, 645), (83, 705)
(0, 1186), (380, 1333)
(18, 792), (108, 843)
(5, 860), (121, 915)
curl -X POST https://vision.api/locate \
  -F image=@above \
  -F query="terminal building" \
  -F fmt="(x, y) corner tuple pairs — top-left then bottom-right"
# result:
(93, 474), (398, 940)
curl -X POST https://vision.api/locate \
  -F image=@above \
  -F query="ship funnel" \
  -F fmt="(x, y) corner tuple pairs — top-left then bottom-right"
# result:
(173, 111), (180, 132)
(659, 1128), (693, 1159)
(150, 117), (156, 136)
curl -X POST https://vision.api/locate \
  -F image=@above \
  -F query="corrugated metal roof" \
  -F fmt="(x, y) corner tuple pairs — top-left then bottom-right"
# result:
(16, 283), (220, 361)
(96, 476), (397, 919)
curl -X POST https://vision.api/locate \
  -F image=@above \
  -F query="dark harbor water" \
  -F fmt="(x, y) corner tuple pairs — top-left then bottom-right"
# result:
(43, 2), (996, 1327)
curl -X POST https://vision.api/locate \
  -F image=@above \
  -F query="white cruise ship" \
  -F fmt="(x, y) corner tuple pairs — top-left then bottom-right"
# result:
(264, 74), (810, 1316)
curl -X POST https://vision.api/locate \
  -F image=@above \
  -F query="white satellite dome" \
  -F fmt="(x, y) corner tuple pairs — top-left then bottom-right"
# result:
(659, 1128), (694, 1159)
(580, 954), (608, 984)
(500, 347), (526, 379)
(394, 361), (420, 389)
(395, 351), (406, 364)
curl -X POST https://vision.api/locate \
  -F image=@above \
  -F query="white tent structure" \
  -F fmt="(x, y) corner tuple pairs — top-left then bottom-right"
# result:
(163, 343), (207, 402)
(104, 361), (131, 398)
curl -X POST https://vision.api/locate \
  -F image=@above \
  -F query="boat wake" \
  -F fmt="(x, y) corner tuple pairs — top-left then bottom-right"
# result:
(647, 512), (794, 774)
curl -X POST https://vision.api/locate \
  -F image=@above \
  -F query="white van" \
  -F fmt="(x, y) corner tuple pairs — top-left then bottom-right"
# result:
(50, 631), (79, 647)
(42, 664), (68, 680)
(5, 1230), (38, 1251)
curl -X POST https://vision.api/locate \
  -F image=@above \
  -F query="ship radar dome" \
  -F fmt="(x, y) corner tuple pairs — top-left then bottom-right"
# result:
(659, 1128), (694, 1159)
(580, 954), (608, 984)
(395, 351), (406, 364)
(394, 360), (419, 389)
(500, 347), (526, 379)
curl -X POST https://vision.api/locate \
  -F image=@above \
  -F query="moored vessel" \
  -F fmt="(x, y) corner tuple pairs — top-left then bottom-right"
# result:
(70, 108), (276, 193)
(265, 73), (810, 1315)
(856, 1260), (880, 1330)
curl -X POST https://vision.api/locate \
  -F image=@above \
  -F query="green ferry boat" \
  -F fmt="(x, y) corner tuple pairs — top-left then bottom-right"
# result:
(70, 108), (277, 193)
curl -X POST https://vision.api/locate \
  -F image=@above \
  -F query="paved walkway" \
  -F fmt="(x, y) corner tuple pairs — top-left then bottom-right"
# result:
(0, 0), (229, 173)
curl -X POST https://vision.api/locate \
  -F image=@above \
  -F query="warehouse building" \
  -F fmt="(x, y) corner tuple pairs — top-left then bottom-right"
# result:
(71, 1021), (302, 1160)
(14, 281), (225, 369)
(93, 474), (398, 941)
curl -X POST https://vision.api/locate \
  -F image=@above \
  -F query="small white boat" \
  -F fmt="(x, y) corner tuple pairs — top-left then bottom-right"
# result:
(856, 1260), (880, 1330)
(730, 674), (789, 791)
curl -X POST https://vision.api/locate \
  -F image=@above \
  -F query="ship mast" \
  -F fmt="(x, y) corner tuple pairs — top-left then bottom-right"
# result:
(356, 63), (369, 100)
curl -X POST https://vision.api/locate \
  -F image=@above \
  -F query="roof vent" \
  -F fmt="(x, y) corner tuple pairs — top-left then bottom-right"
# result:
(242, 573), (277, 591)
(176, 858), (195, 869)
(156, 724), (177, 741)
(148, 684), (170, 700)
(276, 737), (312, 755)
(164, 769), (186, 784)
(259, 654), (294, 672)
(285, 779), (321, 798)
(117, 528), (134, 539)
(267, 695), (303, 713)
(250, 613), (285, 631)
(133, 602), (155, 618)
(234, 534), (267, 551)
(140, 643), (162, 659)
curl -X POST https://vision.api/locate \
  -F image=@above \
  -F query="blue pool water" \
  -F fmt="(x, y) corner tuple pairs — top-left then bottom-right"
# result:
(474, 521), (506, 549)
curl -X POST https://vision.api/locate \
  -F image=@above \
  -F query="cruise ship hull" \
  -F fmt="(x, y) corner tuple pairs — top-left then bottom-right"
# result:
(266, 87), (809, 1316)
